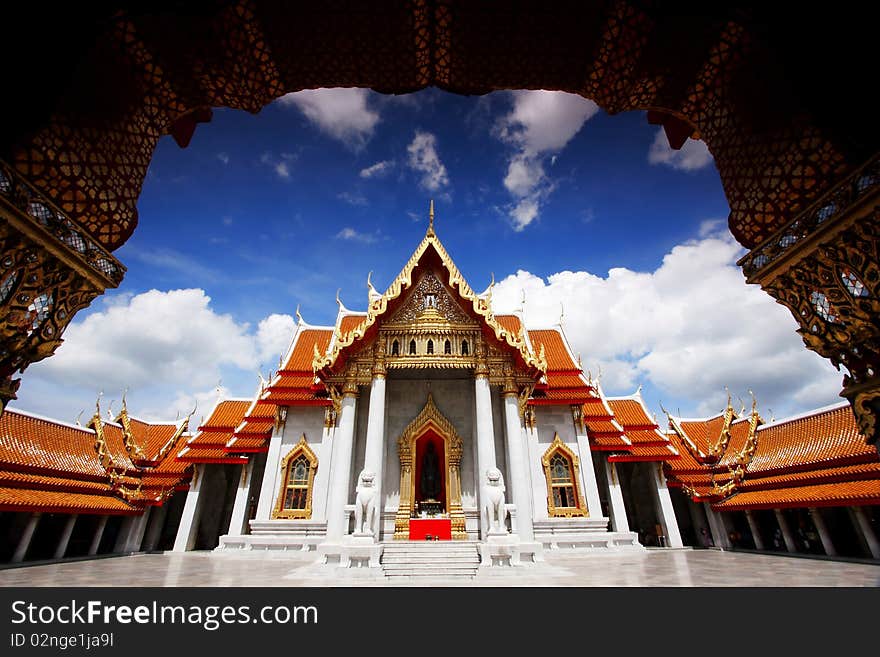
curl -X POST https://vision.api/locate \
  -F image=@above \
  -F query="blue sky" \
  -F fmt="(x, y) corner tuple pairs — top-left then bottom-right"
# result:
(15, 88), (843, 425)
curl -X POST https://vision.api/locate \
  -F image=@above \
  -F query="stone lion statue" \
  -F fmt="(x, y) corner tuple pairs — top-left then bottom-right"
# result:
(354, 470), (377, 536)
(482, 467), (508, 533)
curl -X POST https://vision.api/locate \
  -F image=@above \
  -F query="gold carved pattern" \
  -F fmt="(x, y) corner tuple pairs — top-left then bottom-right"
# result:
(393, 393), (466, 540)
(707, 393), (736, 461)
(541, 433), (588, 518)
(386, 270), (472, 325)
(272, 434), (317, 520)
(313, 229), (547, 377)
(117, 395), (146, 462)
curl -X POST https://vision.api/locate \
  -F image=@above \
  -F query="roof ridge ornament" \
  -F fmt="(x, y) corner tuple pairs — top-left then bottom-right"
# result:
(427, 199), (435, 236)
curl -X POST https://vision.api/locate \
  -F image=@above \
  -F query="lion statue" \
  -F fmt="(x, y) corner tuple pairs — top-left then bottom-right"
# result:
(354, 470), (377, 536)
(482, 467), (508, 533)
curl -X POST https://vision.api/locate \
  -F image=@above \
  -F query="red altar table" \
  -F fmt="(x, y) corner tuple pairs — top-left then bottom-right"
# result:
(409, 518), (452, 540)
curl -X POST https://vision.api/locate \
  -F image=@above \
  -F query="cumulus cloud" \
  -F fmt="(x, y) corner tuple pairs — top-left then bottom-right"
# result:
(493, 90), (599, 230)
(18, 290), (296, 421)
(406, 131), (449, 193)
(278, 88), (380, 150)
(648, 128), (714, 171)
(359, 160), (394, 179)
(492, 228), (842, 417)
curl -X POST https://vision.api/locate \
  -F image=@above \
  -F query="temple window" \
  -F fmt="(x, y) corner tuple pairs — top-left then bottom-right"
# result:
(461, 339), (469, 355)
(427, 339), (434, 354)
(444, 339), (451, 354)
(409, 339), (417, 355)
(391, 340), (400, 356)
(424, 293), (436, 309)
(273, 435), (317, 519)
(541, 434), (587, 517)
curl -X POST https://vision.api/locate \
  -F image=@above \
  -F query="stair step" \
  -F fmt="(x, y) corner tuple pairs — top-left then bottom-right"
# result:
(379, 541), (481, 578)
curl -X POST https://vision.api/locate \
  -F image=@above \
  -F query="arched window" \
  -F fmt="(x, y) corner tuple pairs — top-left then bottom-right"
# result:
(409, 339), (417, 355)
(444, 339), (451, 354)
(541, 434), (587, 517)
(391, 340), (400, 356)
(427, 339), (434, 354)
(461, 340), (469, 355)
(273, 435), (318, 519)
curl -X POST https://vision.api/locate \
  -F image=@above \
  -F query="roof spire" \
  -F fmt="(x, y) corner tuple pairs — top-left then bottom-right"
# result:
(427, 199), (435, 236)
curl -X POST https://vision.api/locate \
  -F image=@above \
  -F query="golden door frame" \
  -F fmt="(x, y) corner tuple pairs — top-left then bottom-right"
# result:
(541, 433), (588, 518)
(393, 393), (467, 540)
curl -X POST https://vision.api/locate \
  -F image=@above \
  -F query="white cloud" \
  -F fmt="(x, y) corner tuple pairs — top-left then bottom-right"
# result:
(337, 191), (368, 206)
(336, 227), (378, 244)
(217, 152), (230, 165)
(278, 88), (380, 150)
(406, 131), (449, 193)
(648, 128), (714, 171)
(493, 91), (599, 230)
(359, 160), (394, 179)
(17, 290), (298, 421)
(255, 313), (296, 364)
(260, 151), (296, 179)
(275, 162), (290, 179)
(492, 228), (843, 418)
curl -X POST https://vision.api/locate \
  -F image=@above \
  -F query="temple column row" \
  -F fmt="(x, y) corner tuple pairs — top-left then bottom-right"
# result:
(502, 386), (533, 542)
(360, 356), (387, 538)
(173, 463), (205, 552)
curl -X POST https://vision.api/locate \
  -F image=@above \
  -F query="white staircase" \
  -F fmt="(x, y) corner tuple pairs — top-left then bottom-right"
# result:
(380, 541), (481, 579)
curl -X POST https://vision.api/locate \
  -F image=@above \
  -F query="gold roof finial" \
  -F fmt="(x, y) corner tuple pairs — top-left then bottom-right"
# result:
(428, 199), (435, 236)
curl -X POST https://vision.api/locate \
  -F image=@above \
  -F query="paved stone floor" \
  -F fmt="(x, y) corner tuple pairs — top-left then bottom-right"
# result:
(1, 548), (878, 586)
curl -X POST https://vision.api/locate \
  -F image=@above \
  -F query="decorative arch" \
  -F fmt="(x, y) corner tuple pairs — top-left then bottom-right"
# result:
(394, 393), (466, 539)
(272, 434), (318, 519)
(541, 433), (588, 518)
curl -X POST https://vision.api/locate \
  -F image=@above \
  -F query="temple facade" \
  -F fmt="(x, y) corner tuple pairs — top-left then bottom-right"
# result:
(2, 219), (879, 569)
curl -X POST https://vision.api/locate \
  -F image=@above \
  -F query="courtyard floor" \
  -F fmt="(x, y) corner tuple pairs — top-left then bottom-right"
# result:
(1, 547), (878, 587)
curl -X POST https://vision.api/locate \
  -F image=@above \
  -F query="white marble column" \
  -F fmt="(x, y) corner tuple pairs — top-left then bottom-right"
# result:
(774, 509), (796, 552)
(604, 460), (630, 533)
(571, 408), (604, 520)
(502, 389), (534, 541)
(475, 372), (502, 538)
(850, 506), (880, 559)
(360, 371), (387, 538)
(705, 503), (730, 549)
(173, 463), (206, 552)
(745, 510), (764, 550)
(142, 504), (168, 551)
(650, 463), (683, 547)
(53, 514), (78, 560)
(325, 383), (358, 540)
(226, 460), (255, 536)
(255, 417), (286, 521)
(114, 516), (136, 552)
(88, 515), (108, 556)
(126, 509), (151, 552)
(809, 507), (837, 556)
(12, 512), (41, 563)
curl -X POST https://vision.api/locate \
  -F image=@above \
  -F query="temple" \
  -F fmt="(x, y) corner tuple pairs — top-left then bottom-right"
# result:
(2, 213), (878, 571)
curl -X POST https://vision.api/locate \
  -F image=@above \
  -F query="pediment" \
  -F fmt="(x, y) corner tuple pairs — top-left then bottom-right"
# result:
(384, 270), (476, 328)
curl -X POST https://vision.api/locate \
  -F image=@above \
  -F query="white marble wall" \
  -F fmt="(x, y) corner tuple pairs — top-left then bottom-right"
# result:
(267, 406), (331, 520)
(527, 406), (583, 521)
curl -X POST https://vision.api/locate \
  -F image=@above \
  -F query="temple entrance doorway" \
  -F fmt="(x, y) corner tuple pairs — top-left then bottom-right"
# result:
(393, 393), (467, 540)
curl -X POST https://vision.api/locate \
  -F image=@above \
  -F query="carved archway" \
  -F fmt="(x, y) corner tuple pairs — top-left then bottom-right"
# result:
(1, 3), (879, 447)
(394, 393), (466, 540)
(272, 434), (318, 519)
(541, 433), (588, 518)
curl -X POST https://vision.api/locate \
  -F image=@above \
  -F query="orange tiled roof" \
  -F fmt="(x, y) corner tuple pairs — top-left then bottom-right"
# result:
(200, 400), (250, 430)
(608, 399), (656, 427)
(712, 479), (880, 510)
(282, 329), (332, 371)
(0, 486), (139, 514)
(528, 330), (577, 370)
(747, 403), (875, 474)
(226, 436), (270, 452)
(0, 409), (107, 479)
(339, 314), (365, 335)
(495, 314), (522, 336)
(177, 447), (247, 463)
(609, 444), (680, 462)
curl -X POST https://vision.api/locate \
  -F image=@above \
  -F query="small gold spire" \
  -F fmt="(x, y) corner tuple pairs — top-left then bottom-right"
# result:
(428, 199), (435, 236)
